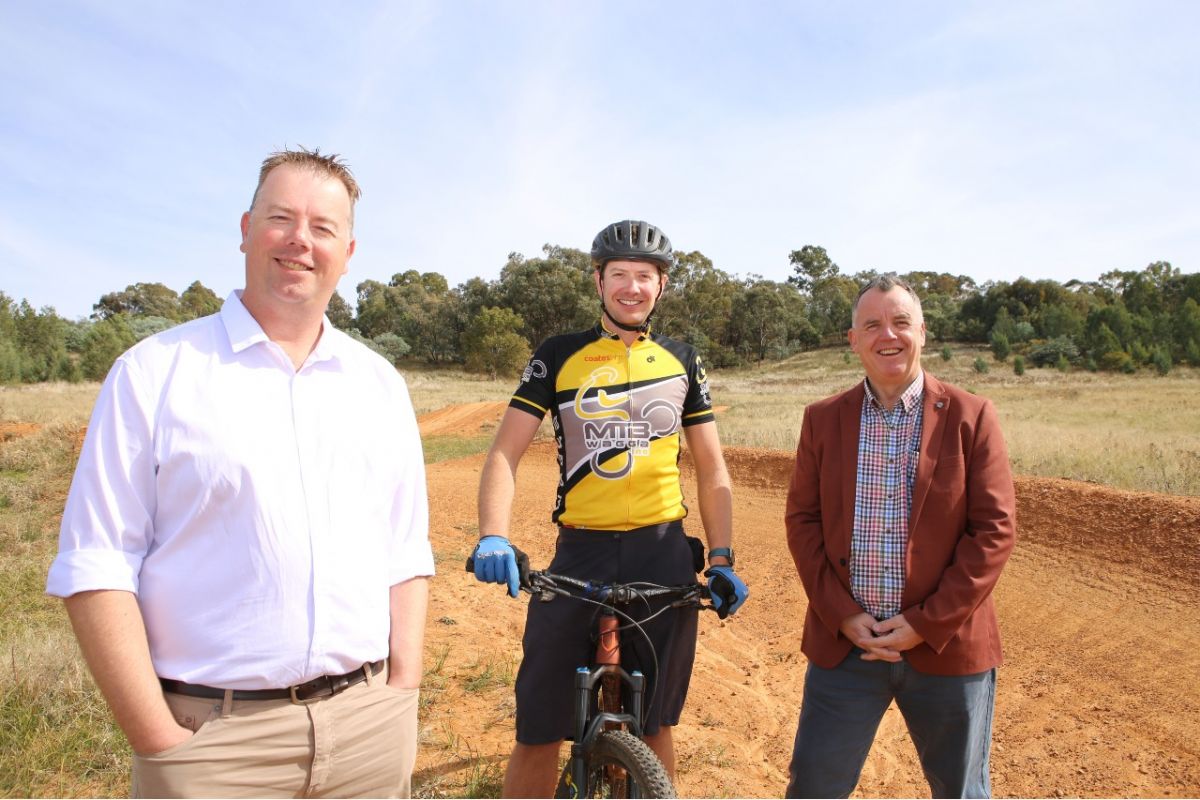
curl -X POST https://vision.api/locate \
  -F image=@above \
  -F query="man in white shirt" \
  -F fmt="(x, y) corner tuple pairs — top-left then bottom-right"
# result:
(46, 149), (434, 798)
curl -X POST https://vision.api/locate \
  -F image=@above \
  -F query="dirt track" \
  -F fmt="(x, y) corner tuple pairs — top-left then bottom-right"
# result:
(415, 404), (1200, 798)
(418, 402), (507, 437)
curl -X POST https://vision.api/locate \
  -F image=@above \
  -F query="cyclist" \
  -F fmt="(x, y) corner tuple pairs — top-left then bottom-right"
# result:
(473, 219), (749, 797)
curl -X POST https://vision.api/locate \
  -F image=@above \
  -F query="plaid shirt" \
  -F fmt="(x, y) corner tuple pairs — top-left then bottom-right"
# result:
(850, 374), (925, 619)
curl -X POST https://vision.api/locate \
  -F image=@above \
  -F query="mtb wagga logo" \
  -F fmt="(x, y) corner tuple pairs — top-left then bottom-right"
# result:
(573, 366), (679, 480)
(521, 358), (547, 384)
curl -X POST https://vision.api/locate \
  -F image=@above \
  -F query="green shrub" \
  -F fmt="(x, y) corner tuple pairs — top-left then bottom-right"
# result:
(0, 338), (21, 382)
(1099, 350), (1134, 373)
(990, 332), (1010, 362)
(129, 316), (176, 342)
(1056, 353), (1070, 373)
(940, 345), (952, 362)
(1013, 355), (1025, 376)
(464, 332), (529, 379)
(371, 332), (411, 365)
(80, 315), (137, 381)
(973, 356), (988, 374)
(463, 307), (531, 379)
(1029, 336), (1079, 367)
(1186, 339), (1200, 367)
(1151, 347), (1172, 375)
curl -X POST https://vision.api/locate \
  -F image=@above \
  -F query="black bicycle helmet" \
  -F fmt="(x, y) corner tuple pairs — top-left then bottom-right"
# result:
(591, 220), (672, 334)
(591, 220), (674, 270)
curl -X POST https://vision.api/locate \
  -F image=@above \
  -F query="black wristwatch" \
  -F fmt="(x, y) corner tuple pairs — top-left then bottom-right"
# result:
(708, 547), (735, 568)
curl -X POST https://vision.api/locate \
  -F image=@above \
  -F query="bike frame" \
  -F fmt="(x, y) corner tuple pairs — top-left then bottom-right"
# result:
(547, 576), (708, 797)
(566, 612), (649, 796)
(466, 551), (710, 798)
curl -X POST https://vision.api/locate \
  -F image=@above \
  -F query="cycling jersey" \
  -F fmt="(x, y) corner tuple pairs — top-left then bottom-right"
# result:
(510, 319), (714, 530)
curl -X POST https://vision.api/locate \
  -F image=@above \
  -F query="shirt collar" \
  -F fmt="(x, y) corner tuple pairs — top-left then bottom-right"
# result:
(863, 370), (925, 413)
(220, 291), (271, 354)
(596, 317), (650, 342)
(219, 291), (341, 365)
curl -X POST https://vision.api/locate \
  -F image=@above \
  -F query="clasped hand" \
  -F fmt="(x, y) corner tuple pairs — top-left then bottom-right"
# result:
(840, 611), (924, 662)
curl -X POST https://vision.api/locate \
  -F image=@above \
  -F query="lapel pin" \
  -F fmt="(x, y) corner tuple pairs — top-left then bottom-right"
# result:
(935, 401), (945, 409)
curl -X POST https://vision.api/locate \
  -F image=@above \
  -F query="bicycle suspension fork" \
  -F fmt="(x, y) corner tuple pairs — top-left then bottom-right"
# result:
(567, 611), (648, 794)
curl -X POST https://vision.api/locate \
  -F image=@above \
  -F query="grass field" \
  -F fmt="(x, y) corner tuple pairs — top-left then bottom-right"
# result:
(0, 420), (127, 797)
(5, 347), (1197, 496)
(1, 349), (1197, 796)
(711, 345), (1200, 495)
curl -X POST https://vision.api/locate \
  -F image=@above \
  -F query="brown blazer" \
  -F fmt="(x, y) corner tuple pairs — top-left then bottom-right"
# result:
(785, 372), (1016, 676)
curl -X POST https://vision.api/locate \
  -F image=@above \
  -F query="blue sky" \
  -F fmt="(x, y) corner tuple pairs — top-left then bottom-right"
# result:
(2, 1), (1197, 319)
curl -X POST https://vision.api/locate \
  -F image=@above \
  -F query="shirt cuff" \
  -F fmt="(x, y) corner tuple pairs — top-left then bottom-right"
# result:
(45, 549), (143, 598)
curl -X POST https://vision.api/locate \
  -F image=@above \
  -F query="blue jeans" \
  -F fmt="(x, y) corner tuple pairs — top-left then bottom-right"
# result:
(785, 650), (995, 799)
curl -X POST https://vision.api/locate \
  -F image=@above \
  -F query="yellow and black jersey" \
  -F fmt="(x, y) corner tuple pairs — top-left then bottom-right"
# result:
(510, 319), (715, 530)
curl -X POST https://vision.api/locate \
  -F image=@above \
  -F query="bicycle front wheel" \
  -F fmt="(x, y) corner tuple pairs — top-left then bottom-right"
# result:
(555, 729), (676, 798)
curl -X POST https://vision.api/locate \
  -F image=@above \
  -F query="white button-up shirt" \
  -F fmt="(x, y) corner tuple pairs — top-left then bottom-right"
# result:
(47, 292), (435, 689)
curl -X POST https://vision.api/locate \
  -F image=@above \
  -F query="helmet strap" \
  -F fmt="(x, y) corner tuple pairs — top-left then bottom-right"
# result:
(602, 303), (650, 333)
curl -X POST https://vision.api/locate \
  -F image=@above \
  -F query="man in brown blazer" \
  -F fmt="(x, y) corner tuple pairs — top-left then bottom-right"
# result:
(784, 275), (1016, 798)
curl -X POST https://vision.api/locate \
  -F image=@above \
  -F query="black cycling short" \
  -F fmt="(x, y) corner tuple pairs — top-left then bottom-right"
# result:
(513, 521), (700, 745)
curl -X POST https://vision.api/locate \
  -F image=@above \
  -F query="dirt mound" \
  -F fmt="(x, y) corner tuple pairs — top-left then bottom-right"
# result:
(712, 446), (796, 490)
(417, 402), (507, 437)
(1, 422), (91, 459)
(706, 447), (1200, 587)
(0, 422), (41, 442)
(1014, 474), (1200, 587)
(419, 443), (1200, 798)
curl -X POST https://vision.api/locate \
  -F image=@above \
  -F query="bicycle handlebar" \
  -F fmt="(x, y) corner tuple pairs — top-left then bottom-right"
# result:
(525, 570), (712, 606)
(466, 546), (712, 609)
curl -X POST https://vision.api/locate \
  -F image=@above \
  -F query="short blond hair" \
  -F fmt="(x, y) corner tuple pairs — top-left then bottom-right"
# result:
(249, 147), (361, 219)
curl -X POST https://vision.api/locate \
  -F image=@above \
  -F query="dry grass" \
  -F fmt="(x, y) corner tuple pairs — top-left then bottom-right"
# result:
(4, 354), (1195, 498)
(0, 382), (99, 426)
(1, 351), (1196, 797)
(1, 629), (129, 797)
(0, 419), (128, 797)
(0, 425), (80, 639)
(710, 345), (1200, 496)
(398, 366), (513, 415)
(0, 370), (514, 424)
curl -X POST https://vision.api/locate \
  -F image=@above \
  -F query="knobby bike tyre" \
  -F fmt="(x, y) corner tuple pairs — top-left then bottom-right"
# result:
(554, 729), (676, 798)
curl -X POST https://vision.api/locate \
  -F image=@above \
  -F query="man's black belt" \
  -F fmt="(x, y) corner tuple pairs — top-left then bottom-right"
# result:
(159, 660), (385, 704)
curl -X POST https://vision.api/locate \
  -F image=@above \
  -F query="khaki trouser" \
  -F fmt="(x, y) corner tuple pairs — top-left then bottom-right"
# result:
(132, 668), (419, 798)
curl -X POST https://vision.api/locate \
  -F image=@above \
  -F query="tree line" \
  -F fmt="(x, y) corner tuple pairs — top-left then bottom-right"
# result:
(2, 245), (1198, 384)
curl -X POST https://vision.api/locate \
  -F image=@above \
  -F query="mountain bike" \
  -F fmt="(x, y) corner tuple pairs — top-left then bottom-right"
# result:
(467, 547), (717, 798)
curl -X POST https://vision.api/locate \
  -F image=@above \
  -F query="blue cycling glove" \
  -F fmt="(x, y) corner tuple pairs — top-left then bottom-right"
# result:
(704, 566), (748, 619)
(471, 535), (520, 598)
